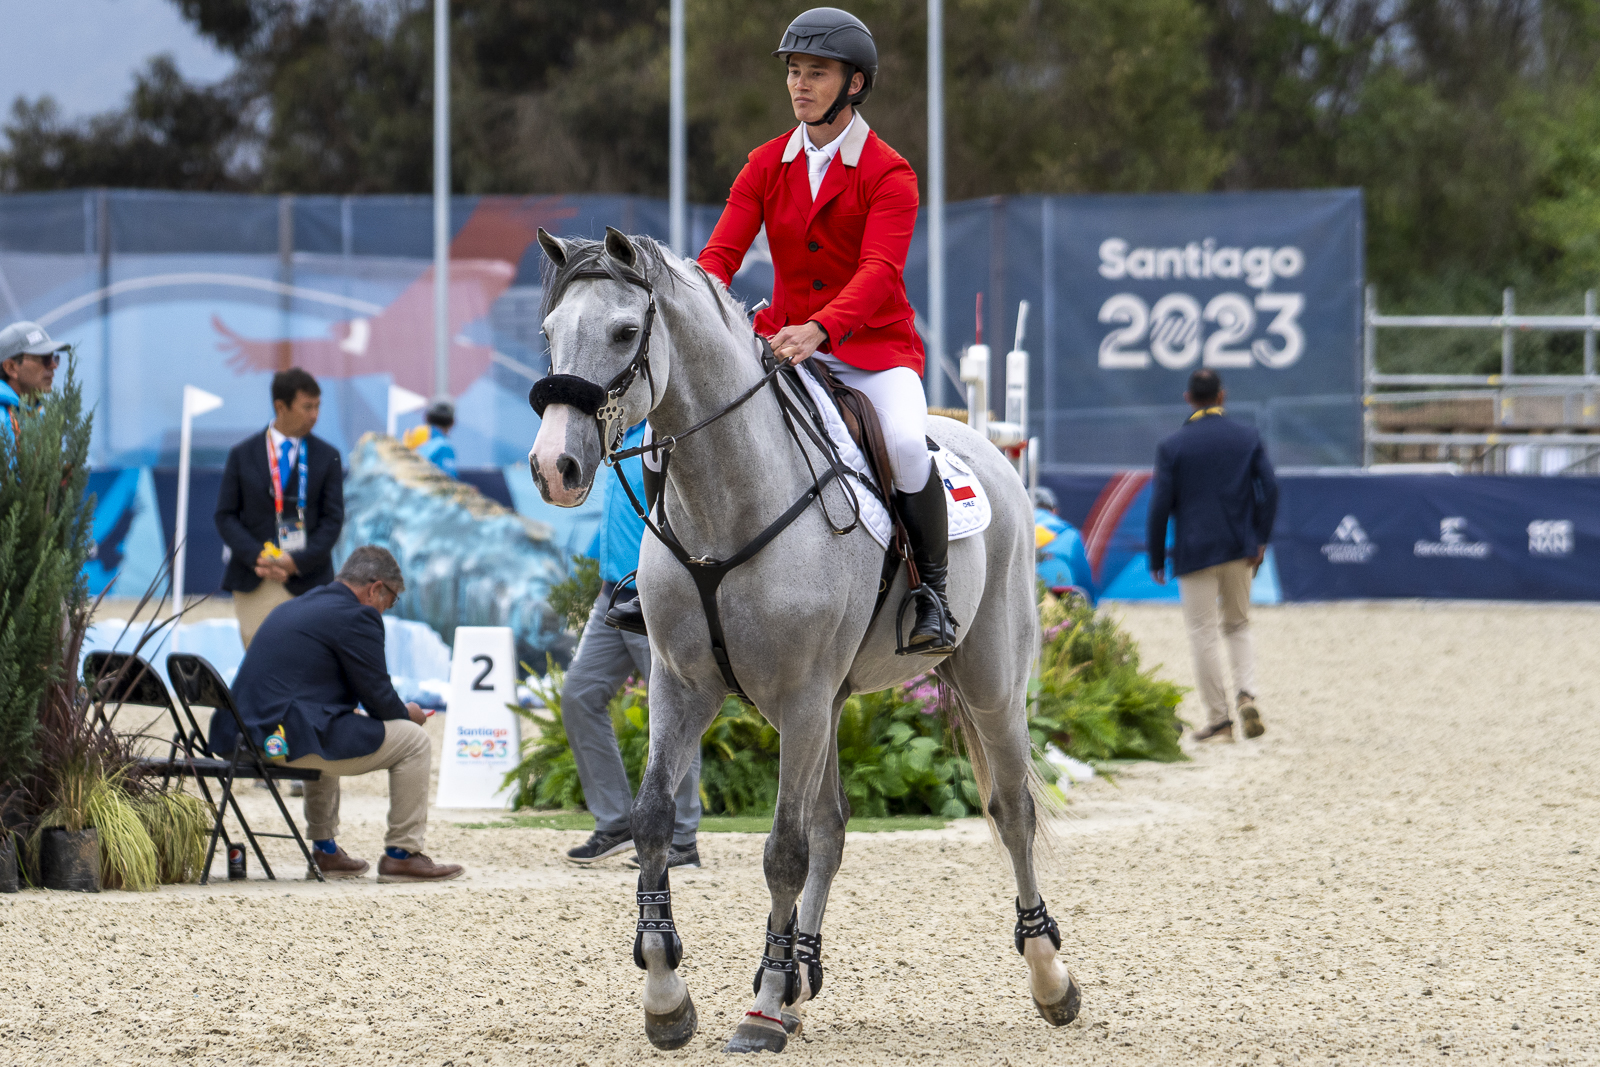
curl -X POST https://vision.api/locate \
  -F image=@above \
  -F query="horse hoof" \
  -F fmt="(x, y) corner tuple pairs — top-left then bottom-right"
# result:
(781, 1011), (803, 1036)
(645, 990), (699, 1050)
(722, 1017), (788, 1054)
(1033, 973), (1081, 1027)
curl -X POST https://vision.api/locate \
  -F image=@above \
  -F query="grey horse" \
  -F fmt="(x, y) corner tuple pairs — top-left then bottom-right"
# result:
(528, 228), (1079, 1053)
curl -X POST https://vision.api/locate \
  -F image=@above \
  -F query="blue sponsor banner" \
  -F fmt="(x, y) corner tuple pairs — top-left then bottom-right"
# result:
(1043, 470), (1600, 602)
(1276, 475), (1600, 601)
(1050, 190), (1363, 468)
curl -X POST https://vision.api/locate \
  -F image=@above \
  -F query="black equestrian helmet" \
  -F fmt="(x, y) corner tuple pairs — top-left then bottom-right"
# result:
(774, 7), (878, 122)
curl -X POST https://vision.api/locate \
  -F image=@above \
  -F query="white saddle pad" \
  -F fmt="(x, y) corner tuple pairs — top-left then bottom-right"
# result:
(792, 369), (991, 549)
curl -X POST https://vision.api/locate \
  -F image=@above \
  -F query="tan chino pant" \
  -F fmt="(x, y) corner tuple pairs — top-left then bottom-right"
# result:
(233, 579), (293, 649)
(1177, 558), (1257, 728)
(286, 719), (432, 854)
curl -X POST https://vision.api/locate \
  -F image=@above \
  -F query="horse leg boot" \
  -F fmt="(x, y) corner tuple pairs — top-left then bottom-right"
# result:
(894, 468), (957, 655)
(783, 722), (851, 1036)
(603, 460), (663, 636)
(972, 700), (1080, 1025)
(631, 684), (711, 1050)
(725, 711), (831, 1054)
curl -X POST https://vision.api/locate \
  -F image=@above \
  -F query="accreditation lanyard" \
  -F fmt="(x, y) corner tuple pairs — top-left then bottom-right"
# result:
(265, 430), (309, 552)
(1188, 407), (1225, 422)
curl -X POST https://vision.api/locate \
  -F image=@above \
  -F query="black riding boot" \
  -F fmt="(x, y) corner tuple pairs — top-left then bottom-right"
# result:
(603, 459), (664, 636)
(894, 467), (958, 655)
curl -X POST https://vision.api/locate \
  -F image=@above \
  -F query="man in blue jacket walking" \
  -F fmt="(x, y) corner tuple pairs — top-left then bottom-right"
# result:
(1147, 369), (1278, 744)
(560, 421), (702, 869)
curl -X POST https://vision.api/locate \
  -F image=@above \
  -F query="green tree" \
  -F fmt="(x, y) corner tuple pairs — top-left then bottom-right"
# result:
(0, 362), (96, 788)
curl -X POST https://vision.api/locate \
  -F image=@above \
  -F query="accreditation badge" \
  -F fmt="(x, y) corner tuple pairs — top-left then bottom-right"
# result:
(277, 519), (307, 554)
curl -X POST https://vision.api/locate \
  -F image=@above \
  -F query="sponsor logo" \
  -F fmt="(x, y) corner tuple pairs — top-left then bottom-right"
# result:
(1413, 517), (1490, 559)
(1528, 519), (1574, 557)
(1321, 515), (1377, 563)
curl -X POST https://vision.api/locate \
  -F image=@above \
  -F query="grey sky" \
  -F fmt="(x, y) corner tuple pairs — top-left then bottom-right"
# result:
(0, 0), (235, 122)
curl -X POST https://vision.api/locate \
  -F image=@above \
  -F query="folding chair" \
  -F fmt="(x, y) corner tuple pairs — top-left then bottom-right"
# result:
(161, 653), (326, 884)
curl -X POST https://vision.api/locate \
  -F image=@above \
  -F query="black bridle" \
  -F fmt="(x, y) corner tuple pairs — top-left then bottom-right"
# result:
(528, 262), (876, 701)
(528, 268), (660, 455)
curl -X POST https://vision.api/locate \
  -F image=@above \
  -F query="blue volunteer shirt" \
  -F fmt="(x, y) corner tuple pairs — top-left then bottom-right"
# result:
(595, 422), (648, 584)
(415, 426), (458, 478)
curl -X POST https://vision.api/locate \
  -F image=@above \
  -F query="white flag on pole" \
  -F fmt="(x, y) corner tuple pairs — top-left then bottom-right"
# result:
(387, 384), (428, 438)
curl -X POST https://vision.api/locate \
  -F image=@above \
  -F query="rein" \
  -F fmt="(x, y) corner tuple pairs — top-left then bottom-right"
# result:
(533, 263), (869, 702)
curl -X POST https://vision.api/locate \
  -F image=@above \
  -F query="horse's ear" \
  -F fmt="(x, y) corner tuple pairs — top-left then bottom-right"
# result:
(537, 228), (568, 267)
(604, 226), (638, 269)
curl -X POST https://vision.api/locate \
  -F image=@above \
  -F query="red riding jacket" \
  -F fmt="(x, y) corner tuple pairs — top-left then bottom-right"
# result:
(698, 115), (925, 375)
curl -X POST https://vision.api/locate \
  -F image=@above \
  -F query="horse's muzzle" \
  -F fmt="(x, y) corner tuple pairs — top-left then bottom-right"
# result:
(530, 403), (602, 507)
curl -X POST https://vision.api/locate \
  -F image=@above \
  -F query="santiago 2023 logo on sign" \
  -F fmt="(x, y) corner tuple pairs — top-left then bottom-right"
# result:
(1096, 238), (1306, 371)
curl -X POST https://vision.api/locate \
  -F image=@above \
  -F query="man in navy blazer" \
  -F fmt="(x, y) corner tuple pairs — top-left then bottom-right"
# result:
(210, 546), (463, 883)
(214, 368), (344, 648)
(1147, 369), (1278, 744)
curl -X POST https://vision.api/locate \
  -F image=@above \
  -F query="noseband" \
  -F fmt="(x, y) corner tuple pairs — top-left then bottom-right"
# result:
(528, 267), (659, 455)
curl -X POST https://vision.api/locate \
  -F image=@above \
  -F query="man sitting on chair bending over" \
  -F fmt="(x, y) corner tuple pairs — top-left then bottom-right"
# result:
(210, 545), (464, 882)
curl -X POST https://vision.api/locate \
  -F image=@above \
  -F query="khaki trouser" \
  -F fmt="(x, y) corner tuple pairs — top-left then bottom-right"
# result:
(286, 719), (432, 853)
(1177, 558), (1257, 727)
(234, 579), (293, 649)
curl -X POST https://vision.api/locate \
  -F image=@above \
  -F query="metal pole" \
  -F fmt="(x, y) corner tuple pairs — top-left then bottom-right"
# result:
(669, 0), (687, 257)
(927, 0), (945, 409)
(1586, 290), (1597, 426)
(433, 0), (451, 401)
(1500, 287), (1514, 426)
(1363, 284), (1376, 468)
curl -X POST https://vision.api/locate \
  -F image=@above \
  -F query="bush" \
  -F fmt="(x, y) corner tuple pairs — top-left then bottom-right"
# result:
(1029, 593), (1188, 763)
(506, 595), (1189, 819)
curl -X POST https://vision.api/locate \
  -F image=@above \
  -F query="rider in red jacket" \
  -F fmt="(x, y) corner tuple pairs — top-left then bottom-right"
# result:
(697, 7), (956, 655)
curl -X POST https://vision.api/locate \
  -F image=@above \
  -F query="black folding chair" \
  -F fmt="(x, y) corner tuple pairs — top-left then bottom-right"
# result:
(162, 653), (325, 884)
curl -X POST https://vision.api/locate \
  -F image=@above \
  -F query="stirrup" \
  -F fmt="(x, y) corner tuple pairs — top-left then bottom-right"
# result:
(604, 571), (647, 636)
(894, 585), (957, 656)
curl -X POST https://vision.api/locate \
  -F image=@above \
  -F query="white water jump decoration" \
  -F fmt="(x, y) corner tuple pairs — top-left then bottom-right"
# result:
(434, 626), (520, 809)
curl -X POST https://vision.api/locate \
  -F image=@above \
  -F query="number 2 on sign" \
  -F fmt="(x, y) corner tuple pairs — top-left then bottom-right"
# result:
(471, 655), (495, 691)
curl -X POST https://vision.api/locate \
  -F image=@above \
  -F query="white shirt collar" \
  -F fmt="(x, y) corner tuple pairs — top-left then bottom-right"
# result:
(267, 425), (303, 452)
(801, 115), (856, 198)
(801, 114), (855, 162)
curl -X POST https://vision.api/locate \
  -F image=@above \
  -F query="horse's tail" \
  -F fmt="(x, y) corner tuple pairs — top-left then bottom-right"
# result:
(937, 678), (1065, 861)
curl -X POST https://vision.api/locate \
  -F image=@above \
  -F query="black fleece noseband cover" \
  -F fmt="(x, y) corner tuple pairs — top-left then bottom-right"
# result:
(529, 374), (606, 417)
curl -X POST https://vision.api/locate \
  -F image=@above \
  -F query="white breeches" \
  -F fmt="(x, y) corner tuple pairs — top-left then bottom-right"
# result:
(814, 356), (932, 494)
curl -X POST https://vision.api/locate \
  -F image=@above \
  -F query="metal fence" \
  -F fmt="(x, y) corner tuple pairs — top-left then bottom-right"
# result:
(1362, 285), (1600, 473)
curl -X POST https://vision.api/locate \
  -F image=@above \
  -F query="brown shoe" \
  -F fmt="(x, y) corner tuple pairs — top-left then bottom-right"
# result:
(376, 852), (464, 883)
(307, 845), (370, 880)
(1237, 694), (1265, 739)
(1193, 719), (1235, 743)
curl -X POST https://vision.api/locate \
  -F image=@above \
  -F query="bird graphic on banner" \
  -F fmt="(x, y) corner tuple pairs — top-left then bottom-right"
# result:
(212, 197), (578, 396)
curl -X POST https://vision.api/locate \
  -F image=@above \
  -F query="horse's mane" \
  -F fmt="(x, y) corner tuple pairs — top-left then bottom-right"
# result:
(540, 233), (751, 335)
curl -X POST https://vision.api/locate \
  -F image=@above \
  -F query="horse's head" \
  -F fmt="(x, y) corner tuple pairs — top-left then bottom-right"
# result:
(529, 227), (666, 507)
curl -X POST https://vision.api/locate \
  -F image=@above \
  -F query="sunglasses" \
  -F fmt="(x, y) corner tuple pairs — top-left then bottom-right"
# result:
(18, 352), (62, 368)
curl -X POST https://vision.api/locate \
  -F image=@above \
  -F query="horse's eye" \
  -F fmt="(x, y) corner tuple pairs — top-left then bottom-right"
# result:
(613, 326), (640, 343)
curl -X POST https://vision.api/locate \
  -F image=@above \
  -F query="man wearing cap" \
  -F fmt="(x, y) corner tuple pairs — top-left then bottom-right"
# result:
(407, 400), (458, 478)
(0, 321), (68, 446)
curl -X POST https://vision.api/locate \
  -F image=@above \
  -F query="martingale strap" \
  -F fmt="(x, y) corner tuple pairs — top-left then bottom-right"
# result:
(751, 909), (801, 1006)
(634, 870), (684, 971)
(1014, 896), (1062, 956)
(795, 930), (824, 999)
